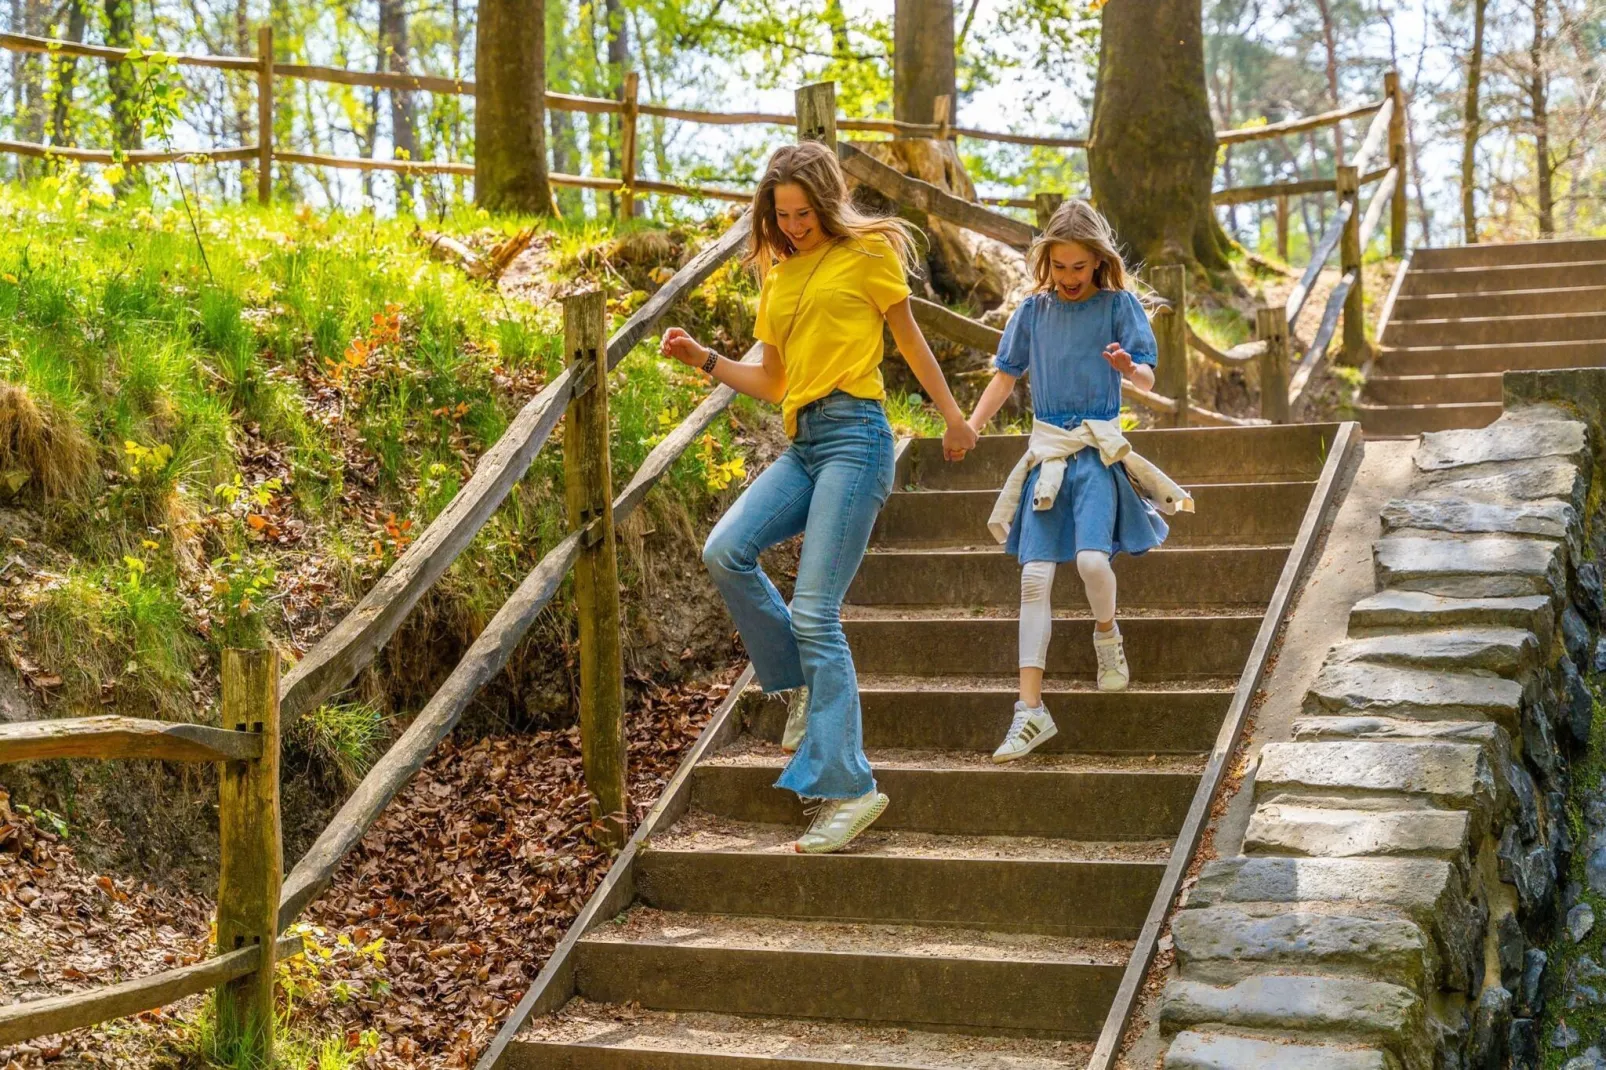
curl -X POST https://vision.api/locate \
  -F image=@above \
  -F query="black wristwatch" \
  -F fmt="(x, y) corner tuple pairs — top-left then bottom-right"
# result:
(700, 350), (720, 374)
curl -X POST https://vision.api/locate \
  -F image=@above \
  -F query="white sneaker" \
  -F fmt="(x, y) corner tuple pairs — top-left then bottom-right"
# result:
(1093, 626), (1130, 691)
(794, 790), (889, 854)
(781, 686), (809, 754)
(993, 701), (1058, 763)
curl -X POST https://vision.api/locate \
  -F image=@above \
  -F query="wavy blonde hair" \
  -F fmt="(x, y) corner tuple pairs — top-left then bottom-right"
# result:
(744, 141), (922, 278)
(1028, 199), (1131, 295)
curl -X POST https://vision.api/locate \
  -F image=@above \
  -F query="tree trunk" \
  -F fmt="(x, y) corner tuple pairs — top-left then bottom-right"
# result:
(1530, 0), (1554, 236)
(826, 0), (851, 58)
(894, 0), (955, 126)
(104, 0), (142, 154)
(1089, 0), (1231, 276)
(48, 0), (85, 147)
(1313, 0), (1344, 162)
(546, 3), (583, 216)
(604, 0), (627, 216)
(1462, 0), (1488, 243)
(475, 0), (553, 214)
(381, 0), (418, 207)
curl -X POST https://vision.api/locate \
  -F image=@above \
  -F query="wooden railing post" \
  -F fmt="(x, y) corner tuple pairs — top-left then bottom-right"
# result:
(933, 93), (952, 141)
(256, 26), (273, 205)
(1256, 306), (1290, 424)
(1385, 69), (1406, 257)
(216, 647), (281, 1062)
(1337, 164), (1365, 365)
(1275, 194), (1289, 261)
(796, 81), (837, 148)
(1034, 192), (1064, 230)
(619, 70), (639, 220)
(563, 289), (628, 850)
(1148, 263), (1190, 427)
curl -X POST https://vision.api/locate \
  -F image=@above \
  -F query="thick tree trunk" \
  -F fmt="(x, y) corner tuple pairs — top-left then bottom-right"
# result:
(1462, 0), (1488, 243)
(1530, 0), (1554, 236)
(475, 0), (553, 214)
(894, 0), (955, 126)
(1088, 0), (1230, 275)
(48, 0), (85, 146)
(381, 0), (418, 207)
(104, 0), (142, 154)
(1313, 0), (1345, 161)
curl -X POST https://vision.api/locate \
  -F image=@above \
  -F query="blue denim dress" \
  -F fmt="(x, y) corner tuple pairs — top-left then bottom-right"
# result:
(994, 289), (1170, 563)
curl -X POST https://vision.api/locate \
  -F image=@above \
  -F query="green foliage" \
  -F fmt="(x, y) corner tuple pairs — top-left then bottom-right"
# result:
(294, 702), (386, 788)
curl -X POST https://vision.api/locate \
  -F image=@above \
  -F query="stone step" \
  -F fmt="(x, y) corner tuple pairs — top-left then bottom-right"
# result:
(1414, 411), (1587, 471)
(1420, 455), (1586, 511)
(1387, 309), (1606, 348)
(746, 678), (1232, 755)
(1375, 338), (1606, 376)
(1361, 372), (1501, 406)
(1347, 590), (1554, 636)
(843, 613), (1262, 679)
(1391, 283), (1606, 320)
(904, 424), (1337, 492)
(1304, 661), (1522, 733)
(871, 481), (1314, 549)
(1356, 402), (1501, 436)
(1401, 258), (1606, 295)
(848, 546), (1287, 609)
(1253, 741), (1495, 814)
(690, 748), (1199, 840)
(511, 1002), (1089, 1068)
(1171, 905), (1434, 989)
(637, 816), (1166, 937)
(1379, 497), (1573, 541)
(1412, 238), (1606, 269)
(1243, 803), (1471, 864)
(1326, 627), (1539, 676)
(1373, 534), (1563, 599)
(572, 911), (1126, 1037)
(1164, 1031), (1398, 1070)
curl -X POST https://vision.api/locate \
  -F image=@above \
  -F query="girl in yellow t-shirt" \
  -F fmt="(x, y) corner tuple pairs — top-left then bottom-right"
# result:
(660, 140), (976, 855)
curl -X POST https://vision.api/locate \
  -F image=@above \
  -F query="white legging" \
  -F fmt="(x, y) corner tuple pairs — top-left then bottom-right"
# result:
(1020, 552), (1118, 670)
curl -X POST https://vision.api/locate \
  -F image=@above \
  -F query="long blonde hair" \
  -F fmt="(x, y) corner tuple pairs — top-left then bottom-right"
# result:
(1028, 199), (1131, 295)
(744, 141), (922, 278)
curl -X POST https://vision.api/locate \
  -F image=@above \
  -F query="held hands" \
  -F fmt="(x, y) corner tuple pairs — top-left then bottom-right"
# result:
(943, 418), (979, 463)
(660, 327), (709, 369)
(1103, 343), (1138, 378)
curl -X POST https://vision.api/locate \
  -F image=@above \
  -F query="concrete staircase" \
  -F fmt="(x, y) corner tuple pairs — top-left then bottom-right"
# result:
(503, 424), (1339, 1068)
(1358, 237), (1606, 436)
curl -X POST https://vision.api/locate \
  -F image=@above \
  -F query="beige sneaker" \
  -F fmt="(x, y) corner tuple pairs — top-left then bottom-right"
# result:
(781, 686), (809, 753)
(1093, 627), (1130, 692)
(794, 790), (889, 854)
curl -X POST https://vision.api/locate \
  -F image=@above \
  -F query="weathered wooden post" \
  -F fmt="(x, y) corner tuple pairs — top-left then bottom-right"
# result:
(256, 27), (273, 205)
(563, 289), (628, 849)
(933, 93), (952, 141)
(216, 647), (281, 1061)
(1385, 69), (1407, 257)
(796, 81), (837, 148)
(1275, 194), (1290, 261)
(1034, 192), (1064, 230)
(619, 71), (639, 220)
(1256, 306), (1291, 424)
(1147, 263), (1190, 427)
(1337, 164), (1366, 364)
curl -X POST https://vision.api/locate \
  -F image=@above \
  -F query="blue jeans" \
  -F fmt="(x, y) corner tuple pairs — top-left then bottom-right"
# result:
(702, 392), (896, 800)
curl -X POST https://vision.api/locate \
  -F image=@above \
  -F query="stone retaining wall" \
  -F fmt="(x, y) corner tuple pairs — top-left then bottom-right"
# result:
(1155, 371), (1606, 1070)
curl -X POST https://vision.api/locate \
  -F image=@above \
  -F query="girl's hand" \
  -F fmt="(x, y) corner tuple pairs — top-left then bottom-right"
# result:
(660, 327), (709, 368)
(1103, 342), (1138, 378)
(943, 418), (979, 462)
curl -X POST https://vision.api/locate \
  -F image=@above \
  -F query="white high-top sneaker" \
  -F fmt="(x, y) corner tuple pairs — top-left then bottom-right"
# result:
(1093, 626), (1130, 692)
(992, 701), (1058, 763)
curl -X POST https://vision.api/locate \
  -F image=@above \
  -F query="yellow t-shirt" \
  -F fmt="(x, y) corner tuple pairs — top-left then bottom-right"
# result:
(755, 233), (912, 438)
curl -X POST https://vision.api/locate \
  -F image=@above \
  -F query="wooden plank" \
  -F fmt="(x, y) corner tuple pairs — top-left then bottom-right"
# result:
(1285, 195), (1353, 327)
(956, 126), (1087, 149)
(982, 196), (1035, 210)
(1185, 323), (1267, 367)
(836, 141), (1036, 251)
(1148, 266), (1190, 427)
(1348, 96), (1395, 179)
(273, 61), (472, 96)
(639, 103), (794, 126)
(1256, 307), (1291, 423)
(0, 716), (262, 765)
(0, 29), (256, 71)
(0, 934), (302, 1046)
(796, 82), (837, 147)
(1086, 422), (1361, 1070)
(634, 178), (752, 204)
(1212, 166), (1391, 206)
(1216, 99), (1385, 145)
(619, 72), (640, 218)
(274, 150), (473, 176)
(1374, 248), (1413, 348)
(1386, 71), (1407, 257)
(1358, 167), (1399, 251)
(216, 648), (282, 1061)
(910, 296), (1002, 353)
(277, 348), (768, 931)
(0, 139), (256, 164)
(1338, 166), (1366, 365)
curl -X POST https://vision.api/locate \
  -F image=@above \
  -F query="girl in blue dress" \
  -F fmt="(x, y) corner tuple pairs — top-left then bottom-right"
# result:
(964, 200), (1170, 762)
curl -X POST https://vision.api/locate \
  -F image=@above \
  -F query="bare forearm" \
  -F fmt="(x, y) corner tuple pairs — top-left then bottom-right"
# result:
(968, 371), (1018, 431)
(885, 302), (964, 424)
(710, 351), (786, 403)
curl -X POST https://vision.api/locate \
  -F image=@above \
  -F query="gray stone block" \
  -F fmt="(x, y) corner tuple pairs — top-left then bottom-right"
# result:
(1578, 561), (1606, 626)
(1509, 1017), (1540, 1069)
(1328, 627), (1538, 677)
(1466, 986), (1512, 1070)
(1164, 1031), (1398, 1070)
(1422, 456), (1585, 510)
(1375, 535), (1563, 599)
(1381, 497), (1573, 540)
(1564, 655), (1596, 746)
(1245, 804), (1470, 864)
(1414, 414), (1586, 473)
(1521, 948), (1547, 1017)
(1570, 903), (1596, 942)
(1172, 907), (1432, 989)
(1564, 604), (1592, 666)
(1498, 912), (1525, 992)
(1256, 741), (1495, 814)
(1306, 662), (1522, 734)
(1348, 589), (1554, 638)
(1498, 825), (1558, 926)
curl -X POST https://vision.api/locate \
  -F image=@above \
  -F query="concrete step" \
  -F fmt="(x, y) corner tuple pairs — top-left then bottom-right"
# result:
(872, 482), (1315, 549)
(1401, 258), (1606, 296)
(843, 613), (1263, 679)
(1361, 373), (1501, 406)
(905, 424), (1338, 492)
(746, 676), (1232, 755)
(1412, 238), (1606, 269)
(572, 911), (1126, 1037)
(511, 1002), (1091, 1068)
(849, 546), (1288, 609)
(1375, 338), (1606, 376)
(638, 816), (1167, 937)
(1391, 283), (1606, 320)
(1356, 402), (1501, 436)
(690, 746), (1200, 839)
(1386, 309), (1606, 348)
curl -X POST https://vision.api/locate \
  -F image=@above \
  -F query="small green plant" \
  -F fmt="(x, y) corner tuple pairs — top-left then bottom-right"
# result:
(204, 552), (279, 648)
(14, 802), (70, 838)
(294, 702), (386, 788)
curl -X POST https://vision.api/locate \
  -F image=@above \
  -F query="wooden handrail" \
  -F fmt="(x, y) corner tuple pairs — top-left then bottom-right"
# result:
(0, 716), (263, 765)
(0, 933), (302, 1046)
(837, 141), (1037, 251)
(1349, 96), (1396, 178)
(1186, 324), (1268, 367)
(1285, 197), (1354, 327)
(0, 29), (256, 70)
(0, 138), (257, 164)
(1216, 98), (1385, 145)
(1212, 165), (1389, 206)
